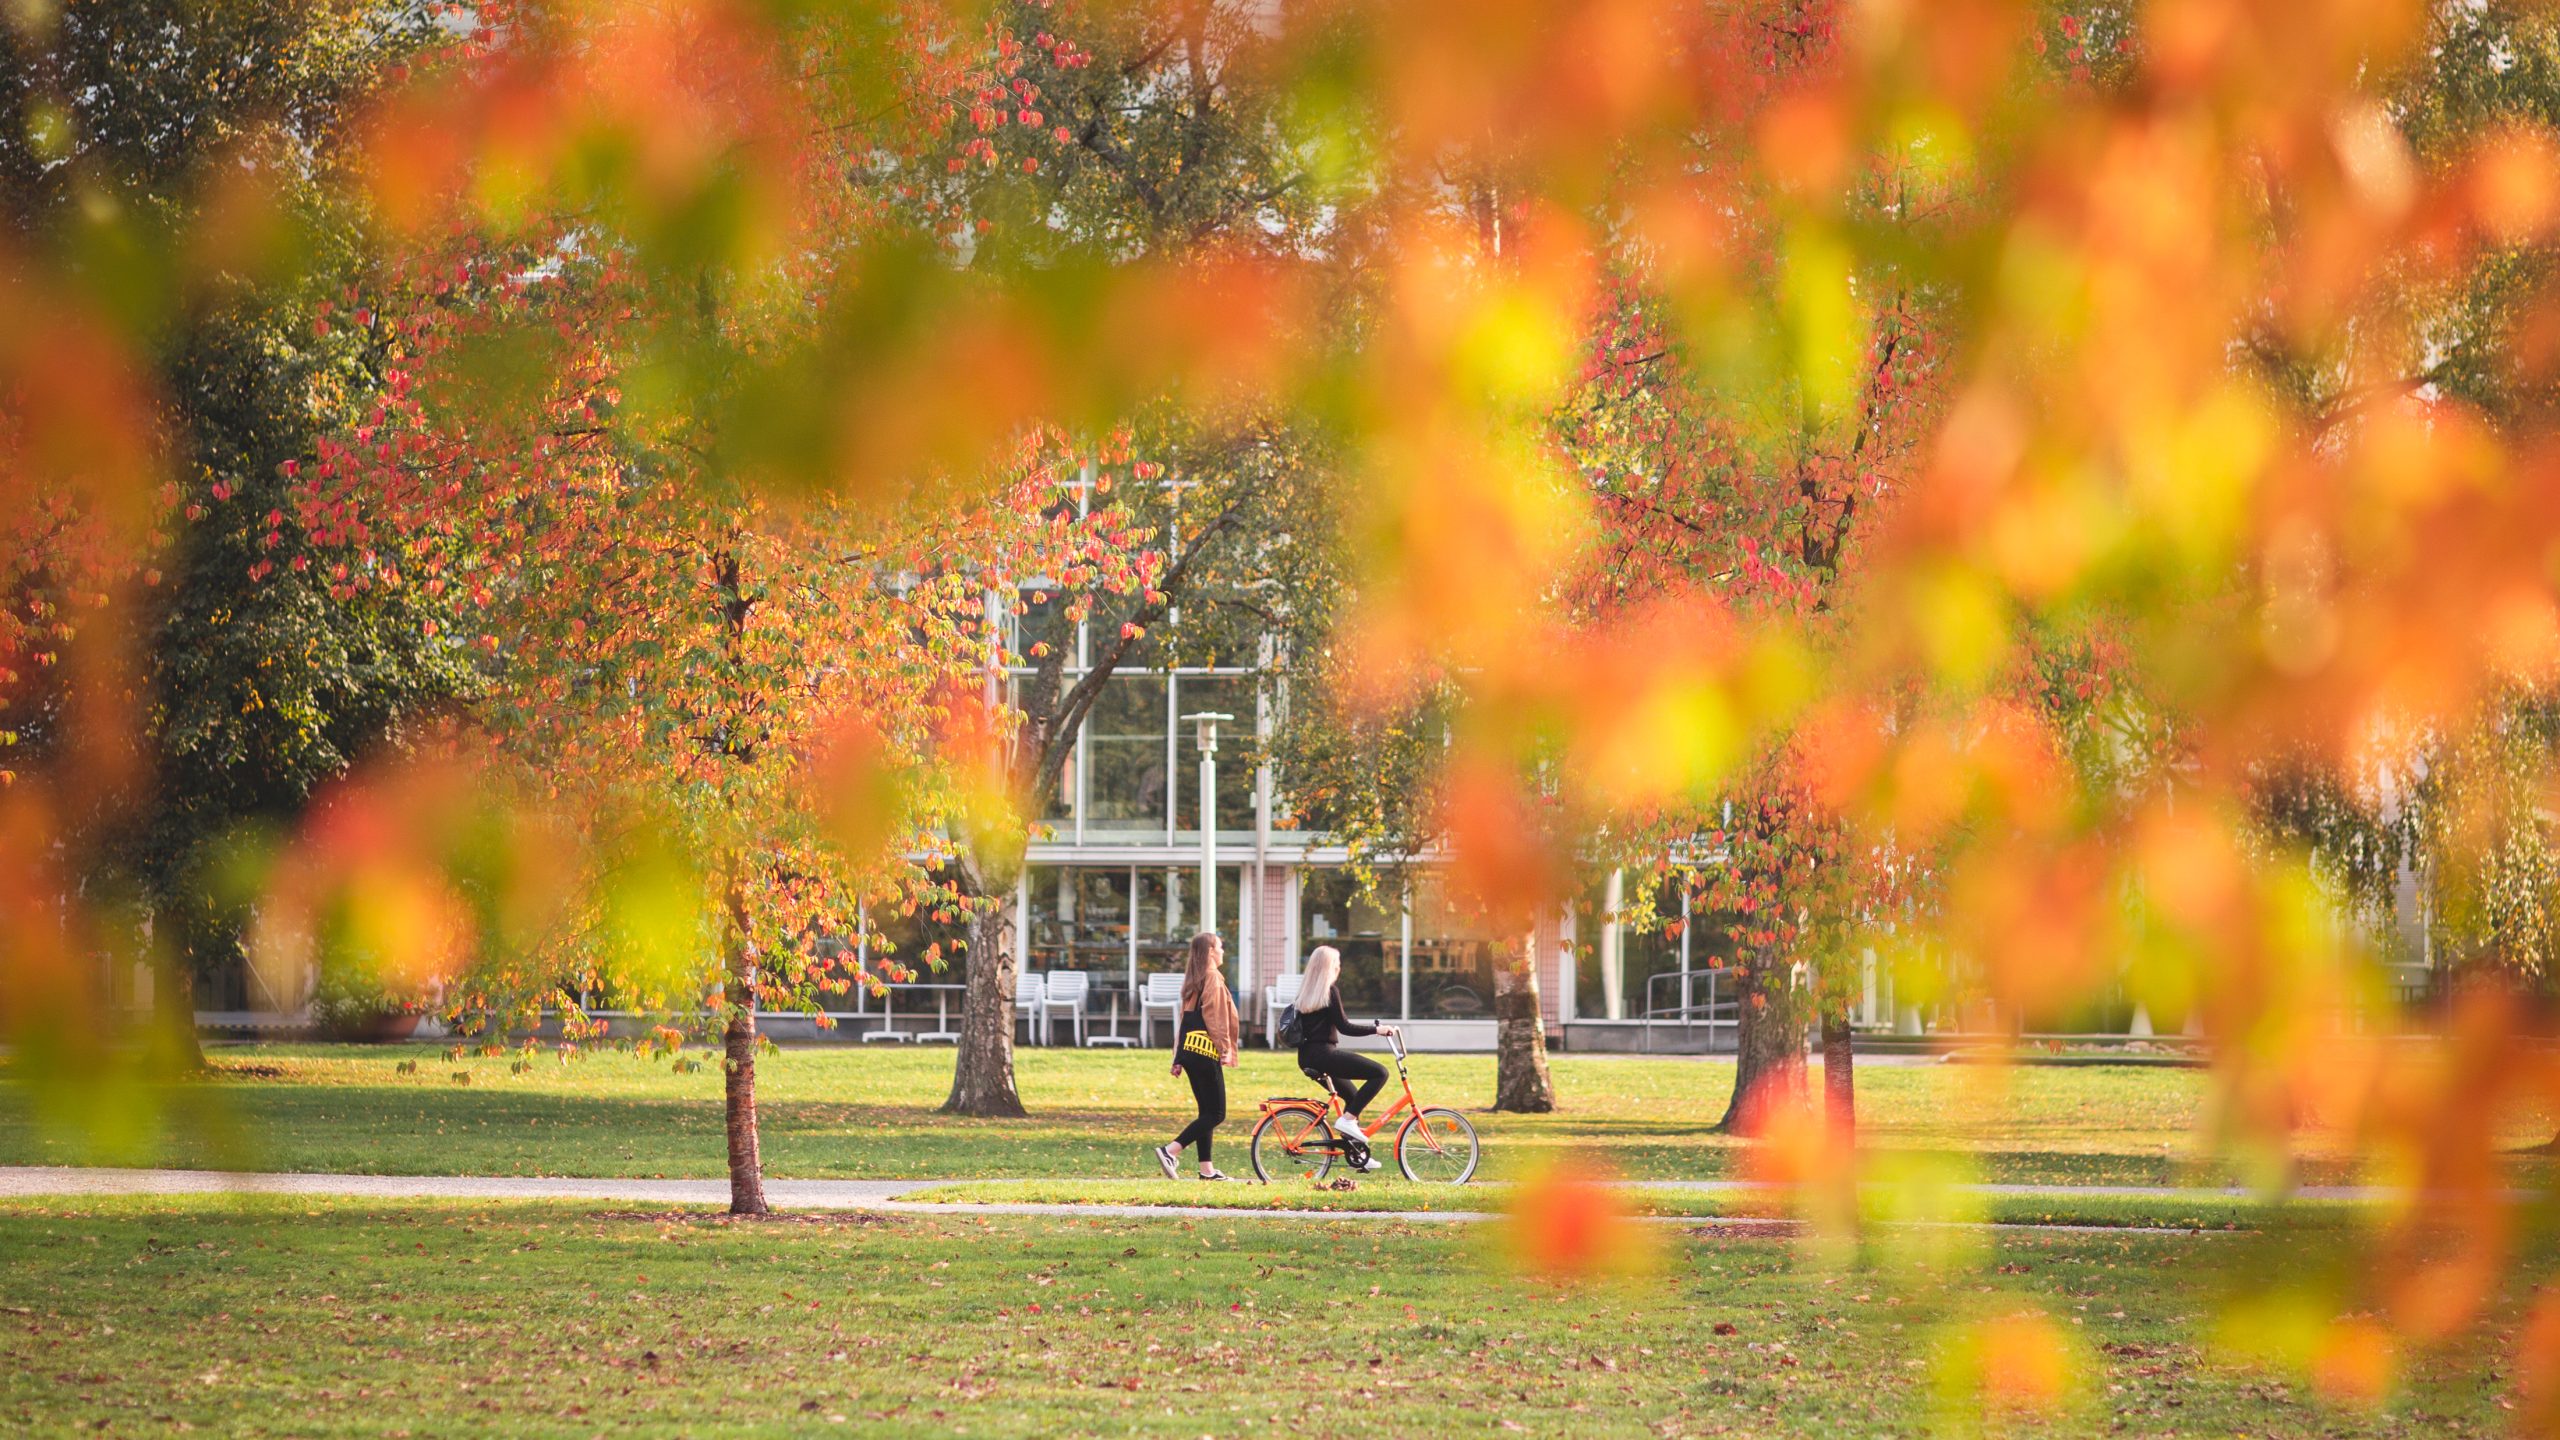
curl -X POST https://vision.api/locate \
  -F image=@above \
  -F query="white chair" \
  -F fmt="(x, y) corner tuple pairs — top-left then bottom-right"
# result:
(1014, 972), (1047, 1046)
(859, 983), (910, 1043)
(1139, 971), (1185, 1048)
(1041, 969), (1091, 1047)
(1263, 972), (1301, 1049)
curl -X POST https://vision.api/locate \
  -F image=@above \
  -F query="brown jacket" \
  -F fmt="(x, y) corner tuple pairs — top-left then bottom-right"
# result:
(1181, 971), (1241, 1066)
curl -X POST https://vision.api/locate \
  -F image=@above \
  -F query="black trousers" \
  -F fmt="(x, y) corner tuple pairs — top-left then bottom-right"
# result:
(1174, 1049), (1226, 1160)
(1297, 1044), (1387, 1118)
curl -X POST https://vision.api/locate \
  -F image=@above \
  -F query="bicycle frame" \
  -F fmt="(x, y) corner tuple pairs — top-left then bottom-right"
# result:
(1352, 1031), (1424, 1130)
(1259, 1032), (1437, 1155)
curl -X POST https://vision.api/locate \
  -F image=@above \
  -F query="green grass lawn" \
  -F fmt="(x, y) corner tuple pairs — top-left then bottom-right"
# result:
(4, 1043), (2549, 1190)
(0, 1194), (2529, 1437)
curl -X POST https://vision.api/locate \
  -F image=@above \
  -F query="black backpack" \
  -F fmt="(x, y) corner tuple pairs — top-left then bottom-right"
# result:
(1275, 1004), (1306, 1047)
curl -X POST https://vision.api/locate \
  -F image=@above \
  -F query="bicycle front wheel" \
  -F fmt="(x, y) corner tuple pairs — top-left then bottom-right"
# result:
(1396, 1107), (1480, 1185)
(1249, 1107), (1337, 1184)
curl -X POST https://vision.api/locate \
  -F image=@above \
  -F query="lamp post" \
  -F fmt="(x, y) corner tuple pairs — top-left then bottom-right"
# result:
(1186, 712), (1233, 961)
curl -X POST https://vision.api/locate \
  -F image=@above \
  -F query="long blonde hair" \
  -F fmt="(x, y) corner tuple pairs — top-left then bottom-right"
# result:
(1297, 945), (1341, 1011)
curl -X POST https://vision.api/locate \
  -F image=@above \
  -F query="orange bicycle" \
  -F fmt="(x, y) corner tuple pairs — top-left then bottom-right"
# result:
(1248, 1032), (1481, 1184)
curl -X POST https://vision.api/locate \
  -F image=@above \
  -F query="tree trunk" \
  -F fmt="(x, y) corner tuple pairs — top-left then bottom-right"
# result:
(148, 942), (205, 1073)
(1492, 937), (1556, 1113)
(1715, 957), (1807, 1134)
(1821, 1002), (1855, 1143)
(721, 884), (767, 1216)
(943, 878), (1026, 1118)
(722, 1001), (766, 1215)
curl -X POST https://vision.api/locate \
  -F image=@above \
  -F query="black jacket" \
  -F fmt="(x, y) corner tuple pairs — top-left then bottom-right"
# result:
(1293, 992), (1377, 1051)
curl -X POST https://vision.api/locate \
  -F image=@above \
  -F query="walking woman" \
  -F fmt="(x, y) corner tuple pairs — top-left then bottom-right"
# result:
(1292, 944), (1399, 1171)
(1155, 932), (1241, 1181)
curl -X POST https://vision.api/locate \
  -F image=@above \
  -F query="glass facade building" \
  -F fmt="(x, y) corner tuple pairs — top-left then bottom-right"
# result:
(938, 559), (1747, 1044)
(838, 480), (1769, 1048)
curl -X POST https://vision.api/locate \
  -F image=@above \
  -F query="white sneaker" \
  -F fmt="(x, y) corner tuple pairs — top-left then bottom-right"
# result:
(1356, 1153), (1386, 1173)
(1155, 1144), (1180, 1180)
(1331, 1114), (1368, 1141)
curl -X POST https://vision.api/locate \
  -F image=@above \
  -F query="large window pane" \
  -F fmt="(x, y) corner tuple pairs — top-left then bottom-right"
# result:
(1068, 868), (1132, 980)
(1298, 868), (1396, 1018)
(1215, 864), (1241, 968)
(1006, 671), (1077, 827)
(1091, 596), (1161, 668)
(1135, 867), (1187, 981)
(1407, 875), (1497, 1021)
(1022, 866), (1133, 977)
(1571, 873), (1607, 1020)
(1012, 585), (1077, 827)
(862, 878), (973, 1022)
(1012, 583), (1071, 665)
(1039, 737), (1076, 826)
(863, 885), (970, 980)
(1135, 869), (1183, 987)
(1086, 674), (1168, 833)
(1137, 866), (1246, 988)
(1023, 865), (1074, 973)
(1008, 691), (1070, 825)
(1174, 674), (1258, 834)
(1573, 874), (1687, 1020)
(1680, 903), (1736, 1015)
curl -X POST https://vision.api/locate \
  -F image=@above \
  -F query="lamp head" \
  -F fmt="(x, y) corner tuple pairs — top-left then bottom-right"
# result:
(1184, 711), (1234, 754)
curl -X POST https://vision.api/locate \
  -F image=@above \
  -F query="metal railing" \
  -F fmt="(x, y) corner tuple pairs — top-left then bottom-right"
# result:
(1640, 969), (1739, 1053)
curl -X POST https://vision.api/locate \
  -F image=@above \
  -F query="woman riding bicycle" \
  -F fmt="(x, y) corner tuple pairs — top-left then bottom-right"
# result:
(1293, 945), (1399, 1171)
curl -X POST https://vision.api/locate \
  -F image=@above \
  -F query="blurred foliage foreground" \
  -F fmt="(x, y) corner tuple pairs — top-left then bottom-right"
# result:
(15, 0), (2560, 1422)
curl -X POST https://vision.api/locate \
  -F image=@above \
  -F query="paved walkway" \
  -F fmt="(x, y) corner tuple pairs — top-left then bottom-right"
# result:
(0, 1167), (2405, 1230)
(0, 1169), (931, 1208)
(0, 1168), (1487, 1223)
(1644, 1178), (2407, 1201)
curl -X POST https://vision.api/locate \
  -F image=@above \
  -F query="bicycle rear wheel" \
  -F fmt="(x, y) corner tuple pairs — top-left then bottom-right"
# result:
(1249, 1107), (1338, 1184)
(1395, 1107), (1480, 1185)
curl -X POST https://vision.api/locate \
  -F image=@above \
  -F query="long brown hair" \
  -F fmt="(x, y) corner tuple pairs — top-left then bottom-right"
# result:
(1180, 931), (1226, 1007)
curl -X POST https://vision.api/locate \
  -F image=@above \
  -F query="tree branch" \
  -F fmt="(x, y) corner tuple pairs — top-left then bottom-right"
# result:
(1031, 487), (1251, 787)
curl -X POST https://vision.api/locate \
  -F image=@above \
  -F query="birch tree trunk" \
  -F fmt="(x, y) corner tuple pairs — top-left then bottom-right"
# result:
(942, 860), (1026, 1118)
(1492, 936), (1556, 1113)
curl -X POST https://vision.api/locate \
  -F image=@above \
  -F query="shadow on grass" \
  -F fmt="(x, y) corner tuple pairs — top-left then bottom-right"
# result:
(0, 1081), (1210, 1179)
